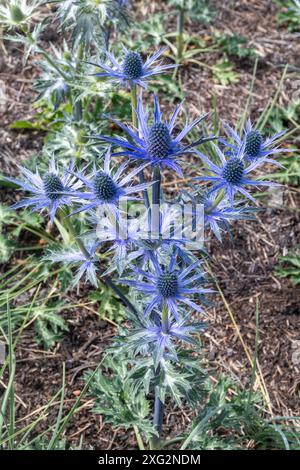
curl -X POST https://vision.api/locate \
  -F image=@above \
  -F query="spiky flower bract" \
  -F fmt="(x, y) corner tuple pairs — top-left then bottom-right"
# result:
(221, 120), (289, 165)
(7, 158), (81, 222)
(34, 41), (73, 109)
(65, 149), (152, 216)
(55, 0), (129, 48)
(126, 315), (205, 368)
(179, 186), (257, 242)
(88, 202), (196, 274)
(129, 202), (200, 264)
(120, 253), (211, 320)
(96, 96), (212, 175)
(92, 47), (175, 88)
(45, 242), (99, 286)
(195, 144), (278, 206)
(0, 0), (41, 28)
(203, 193), (257, 241)
(89, 211), (142, 275)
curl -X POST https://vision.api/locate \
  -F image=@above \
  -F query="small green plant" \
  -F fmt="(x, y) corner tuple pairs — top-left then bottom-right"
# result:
(272, 154), (300, 186)
(126, 13), (167, 49)
(35, 307), (69, 349)
(275, 0), (300, 32)
(89, 284), (126, 324)
(265, 100), (300, 134)
(260, 99), (299, 186)
(0, 203), (45, 263)
(276, 249), (300, 285)
(167, 0), (216, 25)
(212, 59), (239, 85)
(214, 32), (258, 60)
(182, 375), (300, 450)
(9, 101), (72, 132)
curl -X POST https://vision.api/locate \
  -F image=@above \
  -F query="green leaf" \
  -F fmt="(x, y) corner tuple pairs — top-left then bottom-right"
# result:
(85, 355), (156, 441)
(0, 235), (15, 263)
(34, 308), (68, 350)
(212, 59), (239, 86)
(275, 0), (300, 32)
(9, 120), (45, 131)
(89, 285), (125, 323)
(215, 32), (258, 59)
(276, 249), (300, 285)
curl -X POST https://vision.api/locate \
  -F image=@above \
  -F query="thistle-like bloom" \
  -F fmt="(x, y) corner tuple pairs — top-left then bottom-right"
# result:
(91, 47), (175, 88)
(203, 193), (257, 241)
(195, 145), (277, 206)
(92, 202), (197, 273)
(180, 186), (256, 241)
(0, 0), (41, 29)
(45, 242), (99, 287)
(35, 42), (73, 109)
(120, 254), (211, 320)
(7, 158), (81, 222)
(55, 0), (129, 47)
(221, 120), (289, 165)
(90, 212), (142, 275)
(97, 96), (211, 175)
(130, 202), (199, 264)
(128, 317), (205, 367)
(67, 149), (151, 216)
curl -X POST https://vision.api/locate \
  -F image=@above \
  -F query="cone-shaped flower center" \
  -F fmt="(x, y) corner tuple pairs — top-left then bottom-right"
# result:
(157, 271), (179, 298)
(245, 129), (263, 160)
(93, 172), (118, 202)
(147, 122), (172, 159)
(123, 51), (143, 80)
(43, 173), (64, 201)
(222, 158), (244, 185)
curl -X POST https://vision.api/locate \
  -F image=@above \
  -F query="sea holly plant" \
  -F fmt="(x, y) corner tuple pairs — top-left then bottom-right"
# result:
(1, 0), (131, 128)
(3, 2), (290, 451)
(7, 102), (288, 448)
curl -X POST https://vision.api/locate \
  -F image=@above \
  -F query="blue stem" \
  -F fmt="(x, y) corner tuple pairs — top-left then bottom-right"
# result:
(152, 388), (164, 449)
(150, 165), (164, 449)
(151, 166), (161, 240)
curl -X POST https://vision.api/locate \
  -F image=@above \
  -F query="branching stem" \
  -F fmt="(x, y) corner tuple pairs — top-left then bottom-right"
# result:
(150, 166), (165, 450)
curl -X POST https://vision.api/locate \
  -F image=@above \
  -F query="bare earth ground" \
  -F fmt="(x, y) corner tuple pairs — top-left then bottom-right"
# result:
(0, 0), (299, 449)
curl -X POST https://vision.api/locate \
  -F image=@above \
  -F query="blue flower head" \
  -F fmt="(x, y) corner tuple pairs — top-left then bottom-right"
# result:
(195, 144), (278, 206)
(221, 120), (289, 165)
(66, 148), (152, 216)
(97, 96), (212, 175)
(120, 253), (212, 321)
(7, 157), (81, 222)
(92, 47), (175, 88)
